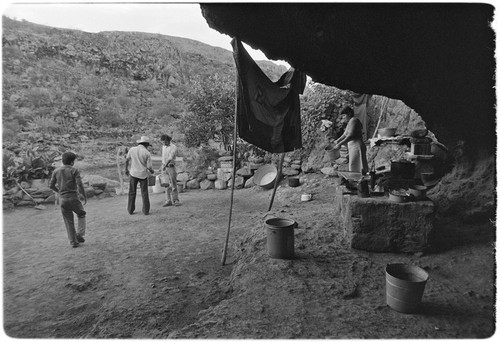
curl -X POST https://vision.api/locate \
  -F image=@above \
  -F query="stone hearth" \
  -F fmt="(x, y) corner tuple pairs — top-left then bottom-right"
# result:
(334, 186), (435, 253)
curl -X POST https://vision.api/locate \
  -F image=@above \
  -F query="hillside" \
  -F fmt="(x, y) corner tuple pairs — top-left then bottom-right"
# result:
(1, 15), (495, 340)
(2, 16), (286, 142)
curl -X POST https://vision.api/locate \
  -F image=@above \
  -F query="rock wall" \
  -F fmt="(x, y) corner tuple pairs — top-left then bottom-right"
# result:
(200, 3), (496, 222)
(201, 3), (495, 154)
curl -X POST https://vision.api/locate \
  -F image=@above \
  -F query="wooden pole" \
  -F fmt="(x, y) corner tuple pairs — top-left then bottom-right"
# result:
(268, 152), (285, 212)
(372, 97), (389, 140)
(116, 147), (125, 195)
(221, 65), (239, 266)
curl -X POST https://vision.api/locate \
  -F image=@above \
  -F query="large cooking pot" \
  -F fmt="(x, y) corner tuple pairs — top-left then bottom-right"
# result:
(391, 160), (415, 179)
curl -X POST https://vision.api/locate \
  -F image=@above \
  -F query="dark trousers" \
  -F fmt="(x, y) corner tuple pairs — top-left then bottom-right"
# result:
(60, 195), (86, 244)
(128, 176), (150, 215)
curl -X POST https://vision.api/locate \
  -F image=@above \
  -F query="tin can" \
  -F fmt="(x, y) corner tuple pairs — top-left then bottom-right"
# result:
(358, 178), (370, 198)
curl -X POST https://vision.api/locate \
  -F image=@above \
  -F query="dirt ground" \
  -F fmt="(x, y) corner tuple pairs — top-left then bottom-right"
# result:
(2, 173), (496, 339)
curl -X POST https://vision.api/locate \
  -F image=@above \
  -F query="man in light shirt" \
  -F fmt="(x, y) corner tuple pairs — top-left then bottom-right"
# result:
(125, 136), (154, 215)
(160, 134), (180, 206)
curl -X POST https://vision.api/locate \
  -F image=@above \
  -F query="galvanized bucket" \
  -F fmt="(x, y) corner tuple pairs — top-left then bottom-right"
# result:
(265, 218), (297, 259)
(386, 263), (429, 314)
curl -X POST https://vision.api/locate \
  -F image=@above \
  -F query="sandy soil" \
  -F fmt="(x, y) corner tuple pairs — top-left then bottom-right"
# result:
(2, 173), (496, 339)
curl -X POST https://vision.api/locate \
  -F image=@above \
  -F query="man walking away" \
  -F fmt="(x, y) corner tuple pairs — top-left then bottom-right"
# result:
(125, 136), (154, 215)
(49, 151), (87, 248)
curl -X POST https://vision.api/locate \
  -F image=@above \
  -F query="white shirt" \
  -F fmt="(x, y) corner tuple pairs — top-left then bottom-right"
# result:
(162, 143), (177, 166)
(126, 144), (152, 179)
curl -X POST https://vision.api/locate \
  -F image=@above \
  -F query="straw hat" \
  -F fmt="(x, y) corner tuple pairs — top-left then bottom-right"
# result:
(136, 136), (151, 144)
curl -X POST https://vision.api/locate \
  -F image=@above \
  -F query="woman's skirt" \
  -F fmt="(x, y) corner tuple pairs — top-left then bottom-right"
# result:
(347, 139), (368, 173)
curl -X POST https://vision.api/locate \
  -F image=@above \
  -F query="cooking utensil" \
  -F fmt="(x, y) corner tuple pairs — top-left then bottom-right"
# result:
(253, 164), (278, 189)
(378, 127), (397, 137)
(389, 189), (410, 203)
(391, 160), (415, 179)
(409, 185), (427, 199)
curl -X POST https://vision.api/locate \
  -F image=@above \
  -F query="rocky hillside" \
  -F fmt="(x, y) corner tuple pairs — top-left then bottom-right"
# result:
(2, 16), (286, 141)
(2, 16), (495, 224)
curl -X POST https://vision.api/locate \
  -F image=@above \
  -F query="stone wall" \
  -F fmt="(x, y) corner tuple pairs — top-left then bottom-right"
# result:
(334, 186), (436, 253)
(2, 175), (120, 210)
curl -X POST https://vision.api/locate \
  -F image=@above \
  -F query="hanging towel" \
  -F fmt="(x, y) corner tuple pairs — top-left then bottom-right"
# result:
(231, 38), (306, 153)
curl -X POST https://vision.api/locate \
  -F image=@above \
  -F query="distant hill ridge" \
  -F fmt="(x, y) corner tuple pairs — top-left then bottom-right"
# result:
(3, 16), (285, 80)
(2, 16), (286, 138)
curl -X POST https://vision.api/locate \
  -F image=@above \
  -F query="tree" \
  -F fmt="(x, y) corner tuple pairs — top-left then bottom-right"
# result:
(181, 74), (235, 149)
(300, 82), (353, 153)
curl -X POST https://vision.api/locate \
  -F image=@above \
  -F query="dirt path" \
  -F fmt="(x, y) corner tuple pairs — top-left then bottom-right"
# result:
(3, 186), (269, 338)
(2, 175), (496, 338)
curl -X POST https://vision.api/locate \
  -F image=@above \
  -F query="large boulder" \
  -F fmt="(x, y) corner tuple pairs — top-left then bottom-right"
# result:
(244, 176), (256, 188)
(186, 179), (201, 190)
(200, 179), (214, 190)
(228, 175), (245, 189)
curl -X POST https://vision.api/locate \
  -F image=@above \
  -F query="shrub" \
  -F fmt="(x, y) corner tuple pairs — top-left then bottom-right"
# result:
(2, 120), (22, 140)
(300, 82), (353, 153)
(2, 148), (58, 186)
(3, 46), (24, 60)
(181, 73), (235, 149)
(98, 105), (124, 128)
(183, 145), (221, 171)
(26, 87), (53, 107)
(27, 115), (59, 133)
(78, 75), (108, 98)
(137, 79), (159, 93)
(2, 101), (16, 118)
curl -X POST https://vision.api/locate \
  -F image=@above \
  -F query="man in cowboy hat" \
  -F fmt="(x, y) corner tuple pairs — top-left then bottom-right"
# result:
(125, 136), (154, 215)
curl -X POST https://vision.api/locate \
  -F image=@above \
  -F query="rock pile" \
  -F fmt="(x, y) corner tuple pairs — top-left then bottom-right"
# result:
(282, 156), (302, 177)
(3, 175), (119, 210)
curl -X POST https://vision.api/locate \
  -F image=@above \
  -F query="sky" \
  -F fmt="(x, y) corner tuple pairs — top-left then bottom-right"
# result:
(2, 1), (496, 67)
(1, 1), (288, 65)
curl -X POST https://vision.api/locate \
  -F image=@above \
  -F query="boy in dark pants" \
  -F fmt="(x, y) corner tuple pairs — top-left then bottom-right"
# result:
(49, 152), (87, 248)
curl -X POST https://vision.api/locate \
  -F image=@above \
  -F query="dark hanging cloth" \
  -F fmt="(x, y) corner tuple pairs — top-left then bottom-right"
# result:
(353, 93), (372, 141)
(231, 38), (306, 153)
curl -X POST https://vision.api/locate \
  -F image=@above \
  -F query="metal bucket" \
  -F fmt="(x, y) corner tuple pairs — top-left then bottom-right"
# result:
(177, 183), (184, 193)
(391, 160), (415, 179)
(386, 263), (429, 314)
(288, 177), (300, 187)
(147, 175), (156, 186)
(152, 176), (163, 193)
(265, 218), (297, 259)
(325, 146), (340, 161)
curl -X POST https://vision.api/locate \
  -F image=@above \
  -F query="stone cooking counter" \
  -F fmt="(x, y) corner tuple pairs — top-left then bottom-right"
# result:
(334, 186), (436, 253)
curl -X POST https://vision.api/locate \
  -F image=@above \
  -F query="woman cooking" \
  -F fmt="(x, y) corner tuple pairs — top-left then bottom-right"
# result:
(333, 105), (369, 174)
